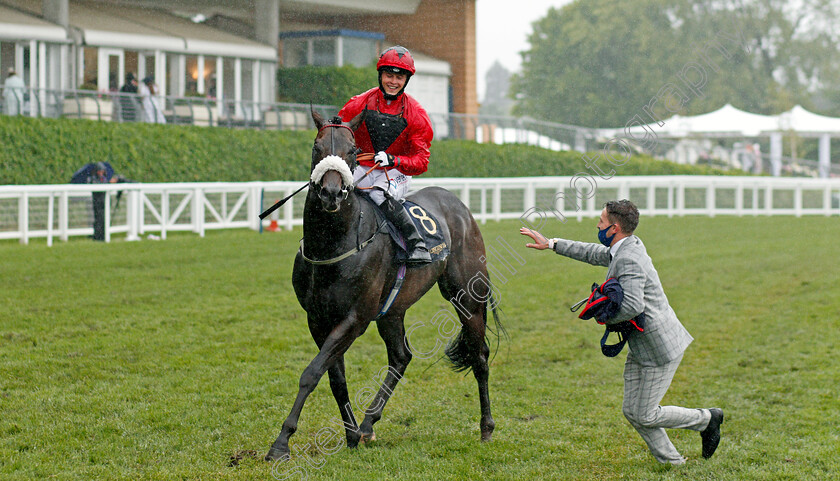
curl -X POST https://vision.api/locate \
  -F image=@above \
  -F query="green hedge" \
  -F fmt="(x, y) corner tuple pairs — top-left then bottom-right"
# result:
(0, 115), (734, 185)
(277, 65), (374, 106)
(0, 116), (313, 184)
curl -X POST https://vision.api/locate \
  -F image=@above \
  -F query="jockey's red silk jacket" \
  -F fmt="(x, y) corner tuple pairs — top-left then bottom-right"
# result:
(338, 88), (433, 177)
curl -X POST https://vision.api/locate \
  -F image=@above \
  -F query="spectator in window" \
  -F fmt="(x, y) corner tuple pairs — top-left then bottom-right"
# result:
(139, 76), (166, 124)
(3, 68), (26, 116)
(119, 72), (139, 122)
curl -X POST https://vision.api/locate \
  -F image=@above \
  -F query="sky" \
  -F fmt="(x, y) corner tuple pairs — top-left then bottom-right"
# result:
(476, 0), (575, 100)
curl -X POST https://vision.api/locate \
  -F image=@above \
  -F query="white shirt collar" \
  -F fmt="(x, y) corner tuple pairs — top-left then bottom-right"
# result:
(610, 236), (629, 258)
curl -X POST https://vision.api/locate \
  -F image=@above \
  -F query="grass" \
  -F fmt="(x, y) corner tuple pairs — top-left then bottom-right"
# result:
(1, 215), (838, 480)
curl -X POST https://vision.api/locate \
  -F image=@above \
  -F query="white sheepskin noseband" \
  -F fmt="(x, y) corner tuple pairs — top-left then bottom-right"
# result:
(311, 155), (354, 187)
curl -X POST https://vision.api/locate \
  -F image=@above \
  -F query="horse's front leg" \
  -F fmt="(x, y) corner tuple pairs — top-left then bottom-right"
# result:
(358, 315), (412, 442)
(326, 356), (363, 449)
(266, 317), (362, 462)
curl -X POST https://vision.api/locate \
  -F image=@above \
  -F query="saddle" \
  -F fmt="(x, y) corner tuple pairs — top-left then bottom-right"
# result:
(358, 193), (449, 320)
(360, 194), (450, 264)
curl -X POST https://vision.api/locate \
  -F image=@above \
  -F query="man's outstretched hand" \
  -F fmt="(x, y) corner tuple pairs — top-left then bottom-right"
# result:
(520, 227), (550, 250)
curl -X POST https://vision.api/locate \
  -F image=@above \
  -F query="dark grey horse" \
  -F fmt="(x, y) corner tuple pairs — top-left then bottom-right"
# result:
(266, 110), (503, 461)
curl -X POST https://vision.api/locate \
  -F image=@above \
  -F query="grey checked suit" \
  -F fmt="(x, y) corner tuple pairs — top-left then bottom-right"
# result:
(553, 235), (711, 464)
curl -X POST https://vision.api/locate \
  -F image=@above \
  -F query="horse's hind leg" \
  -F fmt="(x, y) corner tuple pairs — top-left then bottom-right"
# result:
(460, 307), (495, 442)
(439, 273), (495, 442)
(358, 314), (412, 442)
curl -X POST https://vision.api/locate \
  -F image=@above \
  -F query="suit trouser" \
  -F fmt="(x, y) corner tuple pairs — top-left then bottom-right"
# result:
(92, 192), (106, 241)
(622, 351), (711, 464)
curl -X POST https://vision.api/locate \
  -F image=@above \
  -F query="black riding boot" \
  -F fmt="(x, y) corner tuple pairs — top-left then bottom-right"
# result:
(381, 196), (432, 265)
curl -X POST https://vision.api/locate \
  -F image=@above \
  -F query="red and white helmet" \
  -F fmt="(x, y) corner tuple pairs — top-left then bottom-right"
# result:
(377, 46), (416, 76)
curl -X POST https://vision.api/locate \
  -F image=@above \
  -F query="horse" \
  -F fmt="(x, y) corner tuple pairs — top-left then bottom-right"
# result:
(265, 109), (504, 461)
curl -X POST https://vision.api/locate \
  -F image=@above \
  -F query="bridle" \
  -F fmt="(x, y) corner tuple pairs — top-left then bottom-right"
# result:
(311, 120), (360, 202)
(300, 119), (388, 265)
(257, 118), (367, 221)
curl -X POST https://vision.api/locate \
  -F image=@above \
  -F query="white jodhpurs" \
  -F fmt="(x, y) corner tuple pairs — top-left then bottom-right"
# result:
(352, 166), (411, 205)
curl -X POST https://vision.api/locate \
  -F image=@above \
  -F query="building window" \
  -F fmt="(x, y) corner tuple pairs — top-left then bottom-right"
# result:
(342, 36), (378, 68)
(280, 30), (383, 68)
(311, 38), (335, 67)
(185, 55), (199, 95)
(284, 38), (307, 67)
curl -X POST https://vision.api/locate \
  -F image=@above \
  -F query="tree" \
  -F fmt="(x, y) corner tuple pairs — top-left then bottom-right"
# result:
(480, 61), (515, 116)
(512, 0), (840, 127)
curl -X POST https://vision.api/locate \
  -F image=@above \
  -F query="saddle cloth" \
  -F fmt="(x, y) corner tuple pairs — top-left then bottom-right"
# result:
(363, 195), (450, 264)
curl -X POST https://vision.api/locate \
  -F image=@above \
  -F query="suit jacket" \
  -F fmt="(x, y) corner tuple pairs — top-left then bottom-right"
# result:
(554, 235), (693, 366)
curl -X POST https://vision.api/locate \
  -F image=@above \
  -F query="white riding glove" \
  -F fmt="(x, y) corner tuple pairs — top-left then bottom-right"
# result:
(375, 151), (396, 167)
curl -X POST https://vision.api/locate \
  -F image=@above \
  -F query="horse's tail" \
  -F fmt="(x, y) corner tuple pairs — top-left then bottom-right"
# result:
(444, 284), (507, 373)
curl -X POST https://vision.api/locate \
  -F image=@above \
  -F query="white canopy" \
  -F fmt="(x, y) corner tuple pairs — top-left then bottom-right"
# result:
(608, 103), (840, 139)
(595, 103), (840, 178)
(677, 104), (779, 137)
(777, 105), (840, 134)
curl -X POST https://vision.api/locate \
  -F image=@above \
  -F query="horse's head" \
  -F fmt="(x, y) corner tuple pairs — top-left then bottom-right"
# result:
(309, 109), (366, 212)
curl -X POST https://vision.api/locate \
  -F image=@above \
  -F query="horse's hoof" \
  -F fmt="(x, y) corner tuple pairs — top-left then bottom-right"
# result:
(360, 432), (377, 444)
(480, 418), (495, 442)
(346, 431), (362, 449)
(264, 447), (290, 462)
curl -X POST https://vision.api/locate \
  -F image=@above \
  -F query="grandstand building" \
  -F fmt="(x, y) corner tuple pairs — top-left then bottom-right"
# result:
(0, 0), (477, 119)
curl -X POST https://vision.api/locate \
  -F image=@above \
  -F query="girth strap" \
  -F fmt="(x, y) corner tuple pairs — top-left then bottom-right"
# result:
(375, 263), (407, 320)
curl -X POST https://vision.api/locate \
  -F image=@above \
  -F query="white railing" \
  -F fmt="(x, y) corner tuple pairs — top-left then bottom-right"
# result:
(2, 176), (839, 245)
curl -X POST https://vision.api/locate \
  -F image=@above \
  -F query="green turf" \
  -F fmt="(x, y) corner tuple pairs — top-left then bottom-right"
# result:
(1, 215), (838, 480)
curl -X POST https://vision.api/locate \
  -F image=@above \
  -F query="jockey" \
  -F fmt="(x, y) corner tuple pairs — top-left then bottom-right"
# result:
(338, 45), (433, 265)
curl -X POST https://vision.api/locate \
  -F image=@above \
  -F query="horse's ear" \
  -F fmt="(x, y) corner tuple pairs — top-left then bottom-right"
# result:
(348, 109), (367, 132)
(311, 106), (325, 130)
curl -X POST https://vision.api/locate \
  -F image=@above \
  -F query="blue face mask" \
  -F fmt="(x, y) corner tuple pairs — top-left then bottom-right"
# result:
(598, 224), (616, 247)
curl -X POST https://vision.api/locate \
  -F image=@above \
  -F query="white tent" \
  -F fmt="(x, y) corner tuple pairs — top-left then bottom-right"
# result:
(678, 104), (778, 137)
(602, 103), (840, 177)
(611, 103), (778, 138)
(778, 105), (840, 134)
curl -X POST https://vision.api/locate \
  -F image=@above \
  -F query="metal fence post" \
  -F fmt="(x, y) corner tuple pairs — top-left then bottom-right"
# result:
(161, 190), (169, 240)
(19, 192), (29, 245)
(104, 189), (111, 242)
(194, 187), (205, 237)
(47, 193), (55, 247)
(824, 184), (832, 217)
(126, 189), (140, 241)
(794, 183), (803, 217)
(707, 181), (715, 218)
(59, 190), (69, 241)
